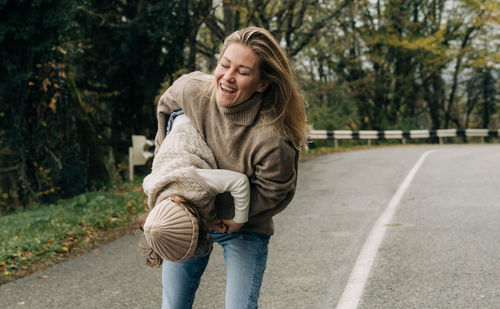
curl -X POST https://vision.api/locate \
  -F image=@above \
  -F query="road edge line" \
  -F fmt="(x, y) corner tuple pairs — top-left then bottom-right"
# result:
(336, 150), (434, 309)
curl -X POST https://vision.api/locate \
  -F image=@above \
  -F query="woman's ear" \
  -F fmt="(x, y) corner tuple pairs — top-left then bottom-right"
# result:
(257, 80), (269, 93)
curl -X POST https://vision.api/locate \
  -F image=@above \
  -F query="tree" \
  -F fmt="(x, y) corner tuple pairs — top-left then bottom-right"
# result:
(73, 0), (192, 177)
(0, 0), (194, 210)
(465, 68), (498, 128)
(192, 0), (353, 69)
(0, 0), (84, 208)
(301, 0), (499, 131)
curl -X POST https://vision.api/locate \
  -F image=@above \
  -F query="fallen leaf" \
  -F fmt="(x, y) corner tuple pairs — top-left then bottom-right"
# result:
(17, 301), (25, 305)
(40, 275), (48, 279)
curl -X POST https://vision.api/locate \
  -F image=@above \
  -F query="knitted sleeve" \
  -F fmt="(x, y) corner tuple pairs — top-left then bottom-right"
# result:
(248, 138), (298, 217)
(155, 78), (182, 155)
(154, 72), (211, 155)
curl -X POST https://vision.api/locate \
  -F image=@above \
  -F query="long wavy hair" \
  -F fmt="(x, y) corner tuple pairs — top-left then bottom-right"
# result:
(140, 195), (211, 268)
(212, 27), (308, 149)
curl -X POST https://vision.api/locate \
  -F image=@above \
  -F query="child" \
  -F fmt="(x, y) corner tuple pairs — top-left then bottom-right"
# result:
(142, 111), (250, 265)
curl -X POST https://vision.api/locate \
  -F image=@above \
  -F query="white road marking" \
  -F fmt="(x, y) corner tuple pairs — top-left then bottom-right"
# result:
(336, 150), (434, 309)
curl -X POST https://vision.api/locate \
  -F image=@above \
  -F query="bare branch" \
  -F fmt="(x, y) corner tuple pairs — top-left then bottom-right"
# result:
(290, 0), (353, 57)
(205, 14), (227, 41)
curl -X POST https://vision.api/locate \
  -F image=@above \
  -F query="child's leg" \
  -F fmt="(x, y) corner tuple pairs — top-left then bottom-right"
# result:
(210, 231), (270, 309)
(161, 249), (211, 309)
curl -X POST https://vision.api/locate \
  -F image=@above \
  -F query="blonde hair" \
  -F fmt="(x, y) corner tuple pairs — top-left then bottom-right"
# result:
(214, 27), (308, 149)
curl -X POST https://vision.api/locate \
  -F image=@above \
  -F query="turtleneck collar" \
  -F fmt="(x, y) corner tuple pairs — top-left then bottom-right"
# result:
(216, 93), (262, 126)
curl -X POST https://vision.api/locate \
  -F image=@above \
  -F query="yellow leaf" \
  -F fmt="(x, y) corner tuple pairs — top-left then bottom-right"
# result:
(57, 46), (67, 55)
(49, 97), (57, 113)
(61, 247), (69, 252)
(42, 78), (51, 92)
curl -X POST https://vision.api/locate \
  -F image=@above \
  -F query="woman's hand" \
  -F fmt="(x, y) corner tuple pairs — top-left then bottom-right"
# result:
(208, 219), (228, 233)
(208, 219), (244, 233)
(221, 219), (244, 234)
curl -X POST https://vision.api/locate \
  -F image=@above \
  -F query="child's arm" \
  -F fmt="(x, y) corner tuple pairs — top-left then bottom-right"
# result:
(195, 169), (250, 226)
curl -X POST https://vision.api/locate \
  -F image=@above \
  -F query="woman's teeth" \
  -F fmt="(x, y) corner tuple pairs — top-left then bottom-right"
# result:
(221, 84), (236, 93)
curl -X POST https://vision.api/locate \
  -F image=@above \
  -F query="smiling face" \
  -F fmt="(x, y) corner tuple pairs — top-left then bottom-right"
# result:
(214, 43), (269, 108)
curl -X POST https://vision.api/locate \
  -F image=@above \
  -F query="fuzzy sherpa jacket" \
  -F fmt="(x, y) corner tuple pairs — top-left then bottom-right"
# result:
(142, 121), (218, 221)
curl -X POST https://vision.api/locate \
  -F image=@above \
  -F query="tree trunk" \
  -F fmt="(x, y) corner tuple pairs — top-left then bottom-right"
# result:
(187, 29), (199, 71)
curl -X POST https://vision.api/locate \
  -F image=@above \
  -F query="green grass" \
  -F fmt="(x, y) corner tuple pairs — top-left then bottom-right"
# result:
(0, 180), (147, 284)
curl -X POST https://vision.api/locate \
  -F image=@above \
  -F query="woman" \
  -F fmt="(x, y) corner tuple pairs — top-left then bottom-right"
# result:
(155, 27), (307, 309)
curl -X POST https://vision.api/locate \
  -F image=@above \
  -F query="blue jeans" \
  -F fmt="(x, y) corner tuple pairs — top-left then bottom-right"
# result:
(162, 231), (270, 309)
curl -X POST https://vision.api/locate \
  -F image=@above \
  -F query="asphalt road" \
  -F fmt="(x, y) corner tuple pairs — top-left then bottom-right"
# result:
(1, 145), (499, 308)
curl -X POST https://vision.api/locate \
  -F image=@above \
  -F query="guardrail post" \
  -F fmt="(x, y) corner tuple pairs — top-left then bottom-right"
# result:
(129, 135), (154, 181)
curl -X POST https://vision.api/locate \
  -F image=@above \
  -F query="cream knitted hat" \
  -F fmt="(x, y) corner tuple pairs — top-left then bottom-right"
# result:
(143, 198), (199, 263)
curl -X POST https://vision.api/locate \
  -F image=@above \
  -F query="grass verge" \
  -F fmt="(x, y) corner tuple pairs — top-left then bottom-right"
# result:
(0, 180), (148, 285)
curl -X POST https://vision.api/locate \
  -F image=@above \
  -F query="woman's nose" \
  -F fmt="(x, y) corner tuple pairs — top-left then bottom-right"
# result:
(223, 69), (236, 82)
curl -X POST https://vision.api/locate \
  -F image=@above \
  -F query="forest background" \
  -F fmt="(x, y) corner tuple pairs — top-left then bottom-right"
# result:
(1, 0), (499, 213)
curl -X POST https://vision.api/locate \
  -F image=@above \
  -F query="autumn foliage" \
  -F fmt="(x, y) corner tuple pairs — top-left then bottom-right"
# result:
(0, 0), (499, 211)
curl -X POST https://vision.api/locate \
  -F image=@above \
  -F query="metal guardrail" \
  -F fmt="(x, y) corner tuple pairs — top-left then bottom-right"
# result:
(309, 129), (500, 147)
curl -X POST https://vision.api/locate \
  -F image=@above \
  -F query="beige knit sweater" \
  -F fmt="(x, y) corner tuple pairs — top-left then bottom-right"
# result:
(155, 72), (298, 235)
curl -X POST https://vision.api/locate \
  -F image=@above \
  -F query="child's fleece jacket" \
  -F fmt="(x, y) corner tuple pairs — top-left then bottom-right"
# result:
(142, 121), (218, 221)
